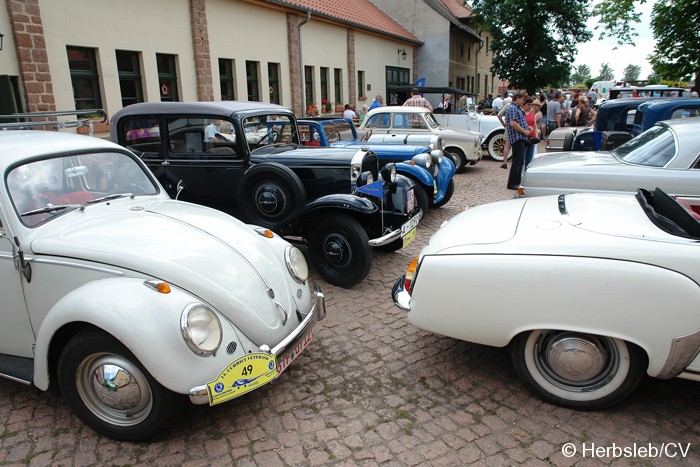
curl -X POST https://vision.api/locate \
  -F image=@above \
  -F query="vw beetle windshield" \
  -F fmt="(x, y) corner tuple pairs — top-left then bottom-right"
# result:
(7, 152), (158, 227)
(614, 125), (676, 167)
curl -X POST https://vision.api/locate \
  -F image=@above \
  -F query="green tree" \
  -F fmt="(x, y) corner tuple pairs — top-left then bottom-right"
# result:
(622, 64), (642, 82)
(592, 0), (647, 46)
(598, 63), (615, 81)
(571, 64), (591, 84)
(649, 0), (700, 90)
(471, 0), (592, 95)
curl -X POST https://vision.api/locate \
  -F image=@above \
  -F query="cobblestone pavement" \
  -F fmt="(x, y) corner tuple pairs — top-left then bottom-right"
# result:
(1, 153), (699, 466)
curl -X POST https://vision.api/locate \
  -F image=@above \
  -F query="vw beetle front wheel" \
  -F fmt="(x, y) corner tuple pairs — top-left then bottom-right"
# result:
(511, 330), (646, 410)
(57, 329), (179, 441)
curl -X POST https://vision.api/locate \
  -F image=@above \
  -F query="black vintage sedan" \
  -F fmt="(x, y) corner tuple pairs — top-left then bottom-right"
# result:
(111, 101), (422, 288)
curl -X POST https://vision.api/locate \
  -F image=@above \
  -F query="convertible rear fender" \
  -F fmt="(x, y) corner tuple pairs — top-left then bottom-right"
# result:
(32, 278), (256, 394)
(408, 254), (700, 378)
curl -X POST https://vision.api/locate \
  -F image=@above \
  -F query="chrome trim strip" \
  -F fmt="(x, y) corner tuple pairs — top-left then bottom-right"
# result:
(0, 372), (32, 385)
(657, 328), (700, 379)
(23, 257), (125, 275)
(188, 283), (325, 405)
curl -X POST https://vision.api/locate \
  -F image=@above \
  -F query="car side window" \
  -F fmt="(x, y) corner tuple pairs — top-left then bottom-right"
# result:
(121, 118), (161, 154)
(365, 113), (390, 129)
(168, 117), (238, 158)
(671, 108), (700, 119)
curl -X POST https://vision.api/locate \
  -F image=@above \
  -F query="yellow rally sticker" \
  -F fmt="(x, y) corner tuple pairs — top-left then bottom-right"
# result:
(207, 353), (278, 405)
(402, 227), (416, 248)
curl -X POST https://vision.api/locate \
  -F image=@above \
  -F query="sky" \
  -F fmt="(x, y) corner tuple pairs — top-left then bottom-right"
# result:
(573, 1), (656, 81)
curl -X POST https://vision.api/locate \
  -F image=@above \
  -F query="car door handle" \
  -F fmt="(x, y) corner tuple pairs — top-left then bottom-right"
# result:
(161, 161), (170, 166)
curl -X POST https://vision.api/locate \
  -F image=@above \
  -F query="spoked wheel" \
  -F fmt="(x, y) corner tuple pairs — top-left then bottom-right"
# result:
(57, 329), (179, 441)
(511, 330), (647, 410)
(486, 132), (509, 161)
(307, 213), (371, 288)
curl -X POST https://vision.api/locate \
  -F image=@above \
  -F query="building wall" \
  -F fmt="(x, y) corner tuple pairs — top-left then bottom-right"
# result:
(1, 0), (414, 124)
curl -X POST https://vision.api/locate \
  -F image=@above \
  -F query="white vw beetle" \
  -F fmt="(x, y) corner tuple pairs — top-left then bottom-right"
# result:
(0, 131), (325, 441)
(393, 188), (700, 409)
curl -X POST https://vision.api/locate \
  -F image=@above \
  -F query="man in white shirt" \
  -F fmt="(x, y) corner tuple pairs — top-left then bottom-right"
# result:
(342, 104), (357, 121)
(492, 94), (504, 112)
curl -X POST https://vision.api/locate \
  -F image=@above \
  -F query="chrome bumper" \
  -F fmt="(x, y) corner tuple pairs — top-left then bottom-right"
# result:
(189, 282), (325, 404)
(391, 275), (411, 311)
(368, 210), (422, 247)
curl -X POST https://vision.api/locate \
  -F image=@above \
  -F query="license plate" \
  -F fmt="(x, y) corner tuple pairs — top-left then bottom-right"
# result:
(277, 329), (313, 375)
(407, 188), (415, 212)
(401, 214), (420, 236)
(402, 227), (416, 247)
(206, 353), (278, 405)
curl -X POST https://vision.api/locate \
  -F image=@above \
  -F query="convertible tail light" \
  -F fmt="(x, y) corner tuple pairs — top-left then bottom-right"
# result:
(404, 256), (419, 291)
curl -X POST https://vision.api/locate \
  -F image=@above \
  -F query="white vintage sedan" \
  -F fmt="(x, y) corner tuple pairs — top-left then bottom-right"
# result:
(0, 131), (325, 441)
(393, 188), (700, 409)
(357, 106), (483, 173)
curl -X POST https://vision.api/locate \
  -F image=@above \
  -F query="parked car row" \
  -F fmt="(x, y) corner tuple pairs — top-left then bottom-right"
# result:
(0, 99), (488, 440)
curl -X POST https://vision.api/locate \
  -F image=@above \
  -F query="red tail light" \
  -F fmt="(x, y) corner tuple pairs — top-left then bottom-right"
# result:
(404, 257), (419, 291)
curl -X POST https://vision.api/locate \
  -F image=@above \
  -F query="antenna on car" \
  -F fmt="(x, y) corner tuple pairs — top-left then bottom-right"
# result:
(0, 109), (107, 136)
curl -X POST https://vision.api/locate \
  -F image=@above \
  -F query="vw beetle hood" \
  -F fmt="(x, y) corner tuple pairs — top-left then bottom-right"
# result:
(29, 200), (298, 344)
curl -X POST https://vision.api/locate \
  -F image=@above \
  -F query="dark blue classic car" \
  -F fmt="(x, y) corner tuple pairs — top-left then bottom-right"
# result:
(110, 102), (422, 288)
(549, 97), (700, 152)
(297, 118), (455, 213)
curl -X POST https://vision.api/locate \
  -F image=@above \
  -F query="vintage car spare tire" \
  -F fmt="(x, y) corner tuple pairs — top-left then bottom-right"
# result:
(57, 329), (179, 441)
(238, 163), (307, 229)
(511, 329), (647, 410)
(307, 213), (372, 288)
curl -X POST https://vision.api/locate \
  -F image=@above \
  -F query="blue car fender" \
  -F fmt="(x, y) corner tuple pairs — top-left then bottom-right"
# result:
(434, 156), (456, 203)
(395, 162), (434, 190)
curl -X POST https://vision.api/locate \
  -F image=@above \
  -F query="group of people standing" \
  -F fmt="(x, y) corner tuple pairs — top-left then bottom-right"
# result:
(497, 89), (597, 190)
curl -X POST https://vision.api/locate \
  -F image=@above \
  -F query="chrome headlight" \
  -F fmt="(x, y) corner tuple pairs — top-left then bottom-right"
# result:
(180, 304), (223, 356)
(380, 163), (397, 183)
(431, 149), (444, 165)
(412, 154), (432, 171)
(357, 171), (374, 187)
(285, 245), (308, 284)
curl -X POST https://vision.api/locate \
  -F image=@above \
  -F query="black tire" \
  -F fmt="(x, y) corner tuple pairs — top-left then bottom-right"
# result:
(307, 213), (371, 288)
(432, 179), (454, 208)
(57, 329), (180, 441)
(237, 163), (307, 229)
(486, 132), (508, 161)
(563, 132), (574, 151)
(410, 180), (430, 217)
(511, 330), (647, 410)
(445, 149), (466, 174)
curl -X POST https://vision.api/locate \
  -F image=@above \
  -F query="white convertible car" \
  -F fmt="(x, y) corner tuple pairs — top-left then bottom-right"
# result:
(393, 188), (700, 409)
(0, 130), (325, 441)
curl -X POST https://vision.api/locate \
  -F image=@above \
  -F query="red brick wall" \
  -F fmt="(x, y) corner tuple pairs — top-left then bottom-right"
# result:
(6, 0), (55, 113)
(190, 0), (214, 101)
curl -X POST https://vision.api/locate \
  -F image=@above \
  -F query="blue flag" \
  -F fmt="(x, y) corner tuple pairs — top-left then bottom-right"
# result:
(356, 180), (383, 198)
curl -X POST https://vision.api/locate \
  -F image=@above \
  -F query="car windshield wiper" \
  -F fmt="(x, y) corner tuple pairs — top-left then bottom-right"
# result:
(21, 204), (73, 217)
(87, 193), (134, 204)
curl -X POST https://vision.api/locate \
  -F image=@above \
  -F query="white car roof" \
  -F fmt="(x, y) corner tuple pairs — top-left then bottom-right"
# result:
(365, 106), (432, 118)
(0, 131), (125, 171)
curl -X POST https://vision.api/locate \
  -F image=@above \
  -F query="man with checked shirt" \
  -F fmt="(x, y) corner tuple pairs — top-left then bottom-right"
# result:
(505, 91), (531, 190)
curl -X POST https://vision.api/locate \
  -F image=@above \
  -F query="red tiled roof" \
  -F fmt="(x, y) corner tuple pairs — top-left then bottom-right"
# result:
(271, 0), (421, 44)
(439, 0), (473, 19)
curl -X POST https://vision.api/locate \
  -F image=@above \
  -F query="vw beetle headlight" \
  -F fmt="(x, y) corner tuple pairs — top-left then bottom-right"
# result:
(380, 163), (397, 183)
(285, 245), (308, 284)
(180, 304), (223, 356)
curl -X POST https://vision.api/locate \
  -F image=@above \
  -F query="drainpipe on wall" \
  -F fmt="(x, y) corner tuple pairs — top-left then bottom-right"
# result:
(298, 10), (311, 114)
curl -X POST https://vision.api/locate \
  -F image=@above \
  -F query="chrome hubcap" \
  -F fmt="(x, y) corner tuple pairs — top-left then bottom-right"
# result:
(543, 337), (606, 382)
(77, 353), (153, 426)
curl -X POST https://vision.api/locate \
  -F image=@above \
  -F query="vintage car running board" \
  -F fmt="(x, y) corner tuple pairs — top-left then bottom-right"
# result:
(0, 354), (33, 385)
